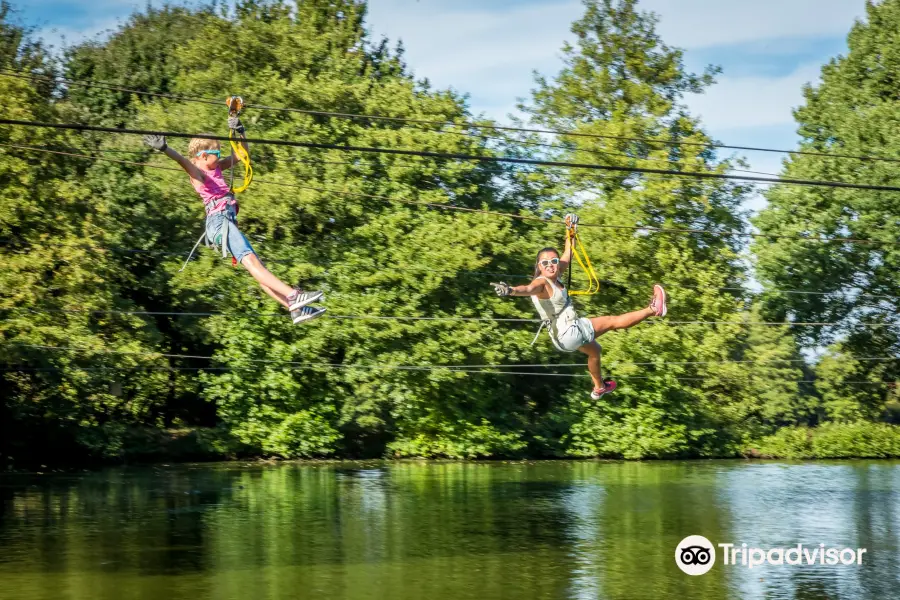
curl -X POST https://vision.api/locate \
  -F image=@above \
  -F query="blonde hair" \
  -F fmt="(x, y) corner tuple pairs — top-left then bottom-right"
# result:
(188, 136), (220, 157)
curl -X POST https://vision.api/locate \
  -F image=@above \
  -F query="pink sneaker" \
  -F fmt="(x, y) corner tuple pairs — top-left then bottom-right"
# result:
(649, 284), (667, 317)
(591, 379), (617, 400)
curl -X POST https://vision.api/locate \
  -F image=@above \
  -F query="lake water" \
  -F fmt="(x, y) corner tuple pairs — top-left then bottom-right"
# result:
(1, 460), (898, 599)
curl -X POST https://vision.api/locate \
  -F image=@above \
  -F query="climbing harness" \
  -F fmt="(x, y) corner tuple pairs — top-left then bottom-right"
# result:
(180, 214), (235, 272)
(226, 95), (253, 193)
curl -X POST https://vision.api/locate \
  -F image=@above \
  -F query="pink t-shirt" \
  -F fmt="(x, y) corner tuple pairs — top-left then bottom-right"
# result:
(190, 166), (234, 215)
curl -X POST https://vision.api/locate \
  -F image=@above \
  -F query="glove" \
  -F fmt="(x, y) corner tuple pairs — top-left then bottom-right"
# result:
(564, 213), (579, 231)
(228, 116), (245, 136)
(490, 282), (512, 297)
(143, 134), (167, 152)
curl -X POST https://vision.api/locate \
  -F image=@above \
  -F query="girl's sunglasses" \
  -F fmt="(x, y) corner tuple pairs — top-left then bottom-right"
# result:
(197, 149), (222, 157)
(539, 257), (560, 268)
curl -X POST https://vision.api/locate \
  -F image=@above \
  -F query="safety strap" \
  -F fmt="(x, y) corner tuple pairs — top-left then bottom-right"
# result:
(567, 229), (600, 296)
(226, 96), (253, 194)
(178, 216), (232, 272)
(530, 320), (548, 346)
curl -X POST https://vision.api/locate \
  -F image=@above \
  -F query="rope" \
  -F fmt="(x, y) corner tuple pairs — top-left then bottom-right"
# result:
(7, 307), (898, 328)
(5, 343), (896, 385)
(4, 236), (894, 302)
(5, 69), (900, 165)
(1, 141), (896, 246)
(4, 119), (900, 195)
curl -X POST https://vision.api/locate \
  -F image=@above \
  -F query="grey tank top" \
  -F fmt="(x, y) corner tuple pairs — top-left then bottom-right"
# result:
(530, 277), (579, 338)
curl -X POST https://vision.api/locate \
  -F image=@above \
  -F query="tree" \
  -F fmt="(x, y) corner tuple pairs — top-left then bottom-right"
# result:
(752, 0), (900, 419)
(518, 0), (803, 457)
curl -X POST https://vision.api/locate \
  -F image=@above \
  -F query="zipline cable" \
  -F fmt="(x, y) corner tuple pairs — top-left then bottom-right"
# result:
(2, 70), (774, 176)
(1, 140), (896, 246)
(4, 119), (900, 195)
(8, 307), (899, 329)
(5, 69), (900, 165)
(2, 234), (896, 303)
(5, 343), (897, 385)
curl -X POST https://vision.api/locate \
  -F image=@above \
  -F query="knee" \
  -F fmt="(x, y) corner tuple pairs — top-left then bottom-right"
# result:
(240, 253), (260, 268)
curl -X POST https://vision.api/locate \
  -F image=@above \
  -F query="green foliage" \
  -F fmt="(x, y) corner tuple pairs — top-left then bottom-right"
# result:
(755, 422), (900, 459)
(752, 0), (900, 414)
(1, 0), (896, 463)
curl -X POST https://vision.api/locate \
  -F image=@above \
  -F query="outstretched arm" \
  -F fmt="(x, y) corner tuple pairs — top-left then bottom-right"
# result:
(491, 278), (551, 298)
(218, 116), (249, 170)
(144, 135), (207, 181)
(559, 229), (573, 273)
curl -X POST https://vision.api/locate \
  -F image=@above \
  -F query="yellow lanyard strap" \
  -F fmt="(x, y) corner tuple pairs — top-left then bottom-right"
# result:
(226, 96), (253, 194)
(567, 229), (600, 296)
(229, 128), (253, 193)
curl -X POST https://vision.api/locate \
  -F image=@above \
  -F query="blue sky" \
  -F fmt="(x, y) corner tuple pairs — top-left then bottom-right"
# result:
(13, 0), (869, 207)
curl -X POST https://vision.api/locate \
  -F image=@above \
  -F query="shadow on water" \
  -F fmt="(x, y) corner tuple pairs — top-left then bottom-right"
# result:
(1, 460), (898, 600)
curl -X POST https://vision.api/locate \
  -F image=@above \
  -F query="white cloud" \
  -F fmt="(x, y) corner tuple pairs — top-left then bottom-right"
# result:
(685, 62), (823, 131)
(641, 0), (867, 49)
(36, 18), (122, 52)
(366, 0), (581, 117)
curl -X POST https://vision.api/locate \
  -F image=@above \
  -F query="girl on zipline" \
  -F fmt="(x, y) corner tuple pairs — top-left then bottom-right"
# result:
(490, 214), (667, 399)
(143, 114), (325, 324)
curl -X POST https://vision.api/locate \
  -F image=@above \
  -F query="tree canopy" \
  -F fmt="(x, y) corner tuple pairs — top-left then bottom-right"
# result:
(1, 0), (897, 465)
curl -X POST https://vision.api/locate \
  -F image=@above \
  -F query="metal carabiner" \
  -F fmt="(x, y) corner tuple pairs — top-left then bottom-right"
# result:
(226, 95), (244, 116)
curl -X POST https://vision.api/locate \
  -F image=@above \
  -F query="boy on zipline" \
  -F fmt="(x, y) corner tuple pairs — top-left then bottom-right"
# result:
(490, 214), (667, 399)
(143, 114), (324, 324)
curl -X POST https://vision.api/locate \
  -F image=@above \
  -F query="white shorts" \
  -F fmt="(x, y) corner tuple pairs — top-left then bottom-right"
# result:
(554, 317), (596, 352)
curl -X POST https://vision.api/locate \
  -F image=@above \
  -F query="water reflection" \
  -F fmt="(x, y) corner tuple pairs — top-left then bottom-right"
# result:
(1, 461), (899, 599)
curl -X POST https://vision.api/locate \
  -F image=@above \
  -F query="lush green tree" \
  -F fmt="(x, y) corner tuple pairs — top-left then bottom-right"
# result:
(10, 0), (891, 462)
(752, 0), (900, 420)
(0, 7), (174, 465)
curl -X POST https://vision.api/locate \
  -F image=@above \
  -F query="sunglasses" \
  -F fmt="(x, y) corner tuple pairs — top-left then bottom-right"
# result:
(197, 149), (222, 157)
(539, 257), (560, 268)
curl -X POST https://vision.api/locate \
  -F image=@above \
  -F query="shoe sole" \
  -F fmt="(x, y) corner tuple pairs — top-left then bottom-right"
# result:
(288, 290), (324, 311)
(292, 307), (326, 324)
(653, 285), (667, 317)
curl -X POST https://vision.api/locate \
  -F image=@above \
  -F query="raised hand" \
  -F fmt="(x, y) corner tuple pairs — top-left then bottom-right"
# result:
(143, 134), (167, 152)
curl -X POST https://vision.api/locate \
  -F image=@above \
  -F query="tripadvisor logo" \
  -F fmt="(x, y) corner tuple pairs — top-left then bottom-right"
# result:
(675, 536), (868, 576)
(675, 535), (715, 576)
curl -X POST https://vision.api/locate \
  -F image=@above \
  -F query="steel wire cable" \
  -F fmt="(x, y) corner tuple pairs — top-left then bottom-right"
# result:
(0, 139), (895, 245)
(4, 343), (896, 385)
(4, 68), (899, 165)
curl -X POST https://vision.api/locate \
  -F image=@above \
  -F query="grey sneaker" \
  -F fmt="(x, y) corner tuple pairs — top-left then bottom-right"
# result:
(292, 305), (326, 324)
(287, 289), (324, 311)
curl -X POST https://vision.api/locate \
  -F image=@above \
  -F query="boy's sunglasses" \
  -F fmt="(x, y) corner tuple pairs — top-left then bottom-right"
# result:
(539, 257), (560, 268)
(197, 150), (222, 157)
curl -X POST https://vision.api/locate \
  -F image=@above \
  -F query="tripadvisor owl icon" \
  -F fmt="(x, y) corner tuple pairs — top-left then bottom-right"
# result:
(676, 535), (716, 576)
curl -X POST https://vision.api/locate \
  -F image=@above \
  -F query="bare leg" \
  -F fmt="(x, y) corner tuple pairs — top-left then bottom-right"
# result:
(259, 283), (290, 309)
(589, 307), (654, 337)
(577, 341), (603, 389)
(240, 253), (295, 300)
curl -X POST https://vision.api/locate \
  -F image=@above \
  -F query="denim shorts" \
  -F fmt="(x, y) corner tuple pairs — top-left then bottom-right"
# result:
(554, 317), (596, 352)
(205, 208), (255, 264)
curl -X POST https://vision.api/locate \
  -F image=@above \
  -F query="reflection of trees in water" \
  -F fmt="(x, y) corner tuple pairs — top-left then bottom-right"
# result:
(2, 462), (899, 600)
(560, 461), (733, 600)
(0, 466), (245, 578)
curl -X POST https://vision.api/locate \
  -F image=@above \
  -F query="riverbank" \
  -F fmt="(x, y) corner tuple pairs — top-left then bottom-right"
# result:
(7, 421), (900, 470)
